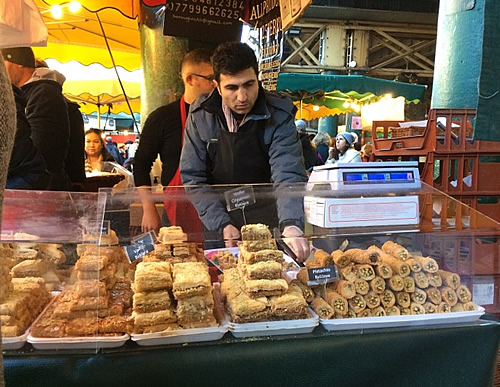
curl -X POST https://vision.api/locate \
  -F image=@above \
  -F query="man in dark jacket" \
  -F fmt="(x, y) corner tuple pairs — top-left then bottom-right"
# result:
(180, 42), (309, 261)
(7, 85), (49, 190)
(2, 47), (71, 191)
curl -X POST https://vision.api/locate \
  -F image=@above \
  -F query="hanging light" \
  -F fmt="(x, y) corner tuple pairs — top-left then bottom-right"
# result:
(313, 105), (320, 111)
(68, 1), (82, 13)
(50, 4), (63, 19)
(343, 100), (350, 108)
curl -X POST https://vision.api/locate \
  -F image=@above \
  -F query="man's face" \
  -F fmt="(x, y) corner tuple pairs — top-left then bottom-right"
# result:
(3, 61), (23, 86)
(191, 62), (215, 97)
(216, 67), (259, 115)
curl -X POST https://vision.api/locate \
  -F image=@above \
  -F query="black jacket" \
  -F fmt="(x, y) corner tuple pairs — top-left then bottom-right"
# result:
(133, 99), (184, 187)
(7, 85), (49, 189)
(65, 99), (86, 189)
(21, 70), (71, 190)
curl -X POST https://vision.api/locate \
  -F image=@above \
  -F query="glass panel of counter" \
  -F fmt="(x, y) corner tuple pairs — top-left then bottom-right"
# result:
(98, 180), (500, 317)
(0, 189), (130, 349)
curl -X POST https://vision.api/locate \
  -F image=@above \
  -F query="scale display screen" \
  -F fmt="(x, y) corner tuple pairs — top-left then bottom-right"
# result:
(343, 171), (415, 184)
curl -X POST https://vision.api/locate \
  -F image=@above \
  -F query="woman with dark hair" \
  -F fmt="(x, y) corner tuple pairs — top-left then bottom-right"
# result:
(84, 128), (115, 173)
(326, 132), (361, 164)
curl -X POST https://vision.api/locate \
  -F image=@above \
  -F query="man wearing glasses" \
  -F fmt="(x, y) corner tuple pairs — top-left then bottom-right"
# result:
(134, 48), (215, 236)
(180, 42), (309, 262)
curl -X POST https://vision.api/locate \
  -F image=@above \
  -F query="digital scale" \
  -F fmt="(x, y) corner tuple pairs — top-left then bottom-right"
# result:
(306, 161), (421, 194)
(304, 162), (421, 229)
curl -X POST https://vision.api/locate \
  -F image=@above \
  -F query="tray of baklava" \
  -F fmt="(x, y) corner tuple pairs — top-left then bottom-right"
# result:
(129, 260), (229, 346)
(303, 243), (486, 332)
(27, 288), (132, 350)
(1, 276), (55, 350)
(25, 248), (135, 350)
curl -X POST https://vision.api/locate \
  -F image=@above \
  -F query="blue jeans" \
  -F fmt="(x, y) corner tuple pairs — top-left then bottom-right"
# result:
(7, 172), (49, 190)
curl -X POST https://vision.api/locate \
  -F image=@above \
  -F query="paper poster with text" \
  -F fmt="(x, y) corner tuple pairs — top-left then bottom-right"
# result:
(163, 0), (243, 43)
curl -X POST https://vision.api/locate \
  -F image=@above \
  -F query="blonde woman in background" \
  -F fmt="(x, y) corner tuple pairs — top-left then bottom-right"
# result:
(311, 131), (331, 165)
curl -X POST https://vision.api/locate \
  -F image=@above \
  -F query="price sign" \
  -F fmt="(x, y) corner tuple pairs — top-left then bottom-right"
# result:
(124, 243), (156, 263)
(163, 0), (243, 43)
(224, 185), (256, 212)
(132, 231), (157, 246)
(306, 265), (339, 286)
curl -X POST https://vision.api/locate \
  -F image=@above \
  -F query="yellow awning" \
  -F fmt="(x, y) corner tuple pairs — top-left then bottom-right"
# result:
(67, 93), (140, 115)
(34, 0), (140, 70)
(33, 42), (140, 71)
(293, 101), (349, 120)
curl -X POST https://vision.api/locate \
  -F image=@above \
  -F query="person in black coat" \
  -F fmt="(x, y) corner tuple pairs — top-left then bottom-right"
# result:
(295, 119), (317, 171)
(6, 85), (49, 189)
(2, 47), (72, 191)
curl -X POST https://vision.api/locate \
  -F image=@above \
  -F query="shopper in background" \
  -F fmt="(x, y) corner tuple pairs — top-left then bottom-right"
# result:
(85, 129), (115, 173)
(360, 143), (374, 162)
(180, 41), (309, 262)
(104, 136), (125, 165)
(34, 58), (86, 191)
(133, 48), (215, 237)
(1, 47), (72, 191)
(6, 84), (49, 190)
(312, 131), (331, 166)
(326, 132), (361, 164)
(295, 119), (317, 171)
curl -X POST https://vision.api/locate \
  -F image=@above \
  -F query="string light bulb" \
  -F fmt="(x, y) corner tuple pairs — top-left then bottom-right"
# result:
(313, 105), (319, 111)
(68, 1), (82, 13)
(50, 4), (63, 19)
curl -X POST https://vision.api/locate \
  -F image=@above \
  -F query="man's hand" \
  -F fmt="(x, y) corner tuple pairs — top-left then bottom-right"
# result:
(141, 203), (161, 232)
(282, 225), (310, 263)
(223, 224), (240, 247)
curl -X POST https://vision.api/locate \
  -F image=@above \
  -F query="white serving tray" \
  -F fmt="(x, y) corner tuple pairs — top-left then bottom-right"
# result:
(319, 306), (485, 331)
(2, 330), (29, 350)
(27, 333), (130, 350)
(27, 333), (129, 350)
(229, 310), (319, 338)
(131, 319), (229, 346)
(26, 294), (130, 350)
(205, 247), (300, 274)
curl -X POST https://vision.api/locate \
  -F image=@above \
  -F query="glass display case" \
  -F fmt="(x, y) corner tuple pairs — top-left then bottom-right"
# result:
(2, 177), (500, 385)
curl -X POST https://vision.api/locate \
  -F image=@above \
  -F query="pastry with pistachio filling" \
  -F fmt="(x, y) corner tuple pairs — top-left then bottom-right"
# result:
(381, 241), (410, 260)
(311, 297), (334, 319)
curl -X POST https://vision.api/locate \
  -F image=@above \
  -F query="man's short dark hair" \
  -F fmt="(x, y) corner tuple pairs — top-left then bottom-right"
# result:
(211, 42), (258, 82)
(181, 48), (213, 72)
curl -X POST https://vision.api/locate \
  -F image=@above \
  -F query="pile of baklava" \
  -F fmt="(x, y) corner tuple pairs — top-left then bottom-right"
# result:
(221, 224), (309, 323)
(0, 245), (56, 337)
(132, 260), (217, 333)
(30, 245), (133, 337)
(301, 241), (477, 319)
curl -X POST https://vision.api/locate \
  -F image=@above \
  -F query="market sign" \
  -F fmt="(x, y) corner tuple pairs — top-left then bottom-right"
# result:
(279, 0), (311, 31)
(163, 0), (243, 43)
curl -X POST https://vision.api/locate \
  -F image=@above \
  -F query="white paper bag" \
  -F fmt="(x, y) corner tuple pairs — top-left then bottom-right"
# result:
(0, 0), (48, 48)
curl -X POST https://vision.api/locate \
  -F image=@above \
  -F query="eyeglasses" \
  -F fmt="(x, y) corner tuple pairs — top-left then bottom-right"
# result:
(191, 73), (215, 82)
